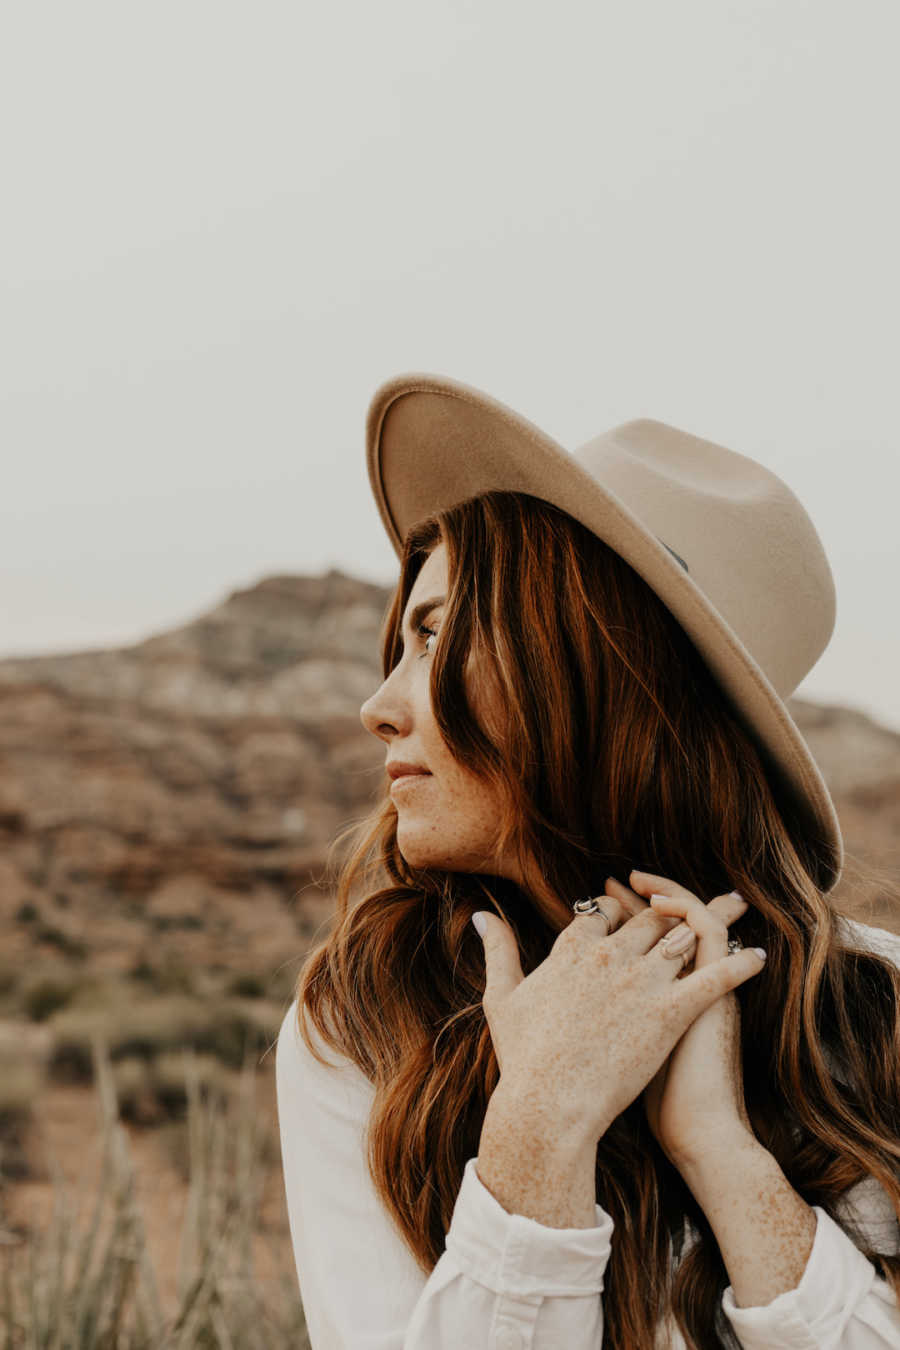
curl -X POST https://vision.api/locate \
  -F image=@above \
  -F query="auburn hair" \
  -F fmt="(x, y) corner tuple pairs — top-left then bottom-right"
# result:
(295, 490), (900, 1349)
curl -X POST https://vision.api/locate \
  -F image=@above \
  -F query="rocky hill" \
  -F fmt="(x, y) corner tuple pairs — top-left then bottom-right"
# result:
(0, 569), (392, 986)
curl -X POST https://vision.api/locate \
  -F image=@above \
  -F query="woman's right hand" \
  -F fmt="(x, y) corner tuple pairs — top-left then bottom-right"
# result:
(473, 874), (762, 1142)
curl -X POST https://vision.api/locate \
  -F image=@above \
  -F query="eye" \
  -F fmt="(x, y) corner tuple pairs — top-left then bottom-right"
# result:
(417, 622), (438, 657)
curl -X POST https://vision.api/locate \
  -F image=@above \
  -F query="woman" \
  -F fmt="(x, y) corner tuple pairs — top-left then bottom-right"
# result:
(276, 373), (900, 1349)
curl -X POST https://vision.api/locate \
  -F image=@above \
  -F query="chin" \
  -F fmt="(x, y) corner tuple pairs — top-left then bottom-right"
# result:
(397, 841), (445, 871)
(397, 833), (490, 877)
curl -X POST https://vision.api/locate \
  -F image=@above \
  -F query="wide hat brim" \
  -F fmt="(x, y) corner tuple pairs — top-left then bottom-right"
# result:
(365, 371), (843, 893)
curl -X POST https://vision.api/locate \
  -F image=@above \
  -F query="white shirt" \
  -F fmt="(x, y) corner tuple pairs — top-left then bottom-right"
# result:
(275, 916), (900, 1349)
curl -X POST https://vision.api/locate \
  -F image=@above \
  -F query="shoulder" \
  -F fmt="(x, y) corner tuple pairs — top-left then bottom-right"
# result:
(275, 998), (376, 1124)
(834, 914), (900, 968)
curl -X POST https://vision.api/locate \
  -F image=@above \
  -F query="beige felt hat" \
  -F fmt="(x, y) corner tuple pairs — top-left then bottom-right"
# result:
(365, 371), (843, 893)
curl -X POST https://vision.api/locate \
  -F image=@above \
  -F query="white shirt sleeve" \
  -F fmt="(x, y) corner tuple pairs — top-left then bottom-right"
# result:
(275, 999), (614, 1350)
(719, 916), (900, 1349)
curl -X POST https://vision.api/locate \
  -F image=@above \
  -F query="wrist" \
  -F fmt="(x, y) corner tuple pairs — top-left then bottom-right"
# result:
(480, 1081), (601, 1229)
(672, 1127), (765, 1196)
(486, 1077), (605, 1154)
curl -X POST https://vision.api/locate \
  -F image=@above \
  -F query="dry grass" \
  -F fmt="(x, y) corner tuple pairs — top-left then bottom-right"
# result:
(0, 1036), (309, 1349)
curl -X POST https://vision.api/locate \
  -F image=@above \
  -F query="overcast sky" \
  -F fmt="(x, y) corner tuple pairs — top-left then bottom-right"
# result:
(2, 1), (898, 733)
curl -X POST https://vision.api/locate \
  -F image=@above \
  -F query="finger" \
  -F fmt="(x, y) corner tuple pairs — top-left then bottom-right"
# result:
(661, 902), (748, 977)
(657, 928), (699, 981)
(675, 944), (767, 1021)
(602, 876), (649, 919)
(612, 903), (684, 954)
(709, 889), (749, 924)
(629, 869), (698, 903)
(649, 891), (729, 970)
(630, 872), (747, 924)
(633, 874), (749, 959)
(616, 872), (748, 955)
(474, 911), (525, 1004)
(569, 891), (626, 934)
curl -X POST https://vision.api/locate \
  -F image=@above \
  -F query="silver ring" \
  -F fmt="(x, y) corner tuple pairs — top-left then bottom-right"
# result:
(727, 937), (743, 956)
(572, 897), (613, 933)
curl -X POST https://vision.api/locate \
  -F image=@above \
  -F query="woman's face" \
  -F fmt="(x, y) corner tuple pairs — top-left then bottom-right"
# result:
(360, 542), (522, 881)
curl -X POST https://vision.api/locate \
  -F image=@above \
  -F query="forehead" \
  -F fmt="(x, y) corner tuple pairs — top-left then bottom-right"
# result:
(403, 543), (448, 619)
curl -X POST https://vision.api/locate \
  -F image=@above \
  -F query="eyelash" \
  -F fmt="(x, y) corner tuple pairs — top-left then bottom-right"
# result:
(417, 622), (438, 657)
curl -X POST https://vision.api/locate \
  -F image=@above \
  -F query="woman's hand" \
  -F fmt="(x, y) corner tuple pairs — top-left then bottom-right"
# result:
(472, 870), (766, 1146)
(620, 872), (761, 1168)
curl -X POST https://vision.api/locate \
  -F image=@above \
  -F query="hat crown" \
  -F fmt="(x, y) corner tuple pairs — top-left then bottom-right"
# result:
(573, 418), (836, 698)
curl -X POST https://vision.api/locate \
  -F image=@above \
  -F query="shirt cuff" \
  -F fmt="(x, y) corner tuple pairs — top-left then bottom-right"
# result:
(721, 1205), (879, 1348)
(443, 1156), (614, 1299)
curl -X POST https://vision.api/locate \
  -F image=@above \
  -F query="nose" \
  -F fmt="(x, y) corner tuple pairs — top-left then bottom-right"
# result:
(360, 668), (413, 742)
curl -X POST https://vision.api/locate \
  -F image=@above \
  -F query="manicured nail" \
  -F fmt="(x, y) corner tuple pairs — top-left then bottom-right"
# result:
(471, 912), (487, 937)
(660, 926), (695, 956)
(753, 947), (767, 961)
(728, 890), (743, 901)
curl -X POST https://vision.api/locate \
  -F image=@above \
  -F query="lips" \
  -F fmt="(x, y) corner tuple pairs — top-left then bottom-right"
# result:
(390, 772), (429, 790)
(386, 762), (431, 780)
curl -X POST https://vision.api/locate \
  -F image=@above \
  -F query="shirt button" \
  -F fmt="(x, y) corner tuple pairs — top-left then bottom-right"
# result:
(495, 1328), (524, 1350)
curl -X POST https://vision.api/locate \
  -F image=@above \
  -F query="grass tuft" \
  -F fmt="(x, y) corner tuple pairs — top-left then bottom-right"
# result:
(0, 1036), (310, 1348)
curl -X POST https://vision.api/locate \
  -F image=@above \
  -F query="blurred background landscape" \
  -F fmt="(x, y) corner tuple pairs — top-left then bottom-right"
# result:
(1, 562), (899, 1341)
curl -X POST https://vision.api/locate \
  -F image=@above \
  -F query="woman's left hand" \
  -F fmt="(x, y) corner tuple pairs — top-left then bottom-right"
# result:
(603, 871), (760, 1169)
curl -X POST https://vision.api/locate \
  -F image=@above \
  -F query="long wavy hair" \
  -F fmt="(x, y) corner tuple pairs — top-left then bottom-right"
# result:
(295, 490), (900, 1349)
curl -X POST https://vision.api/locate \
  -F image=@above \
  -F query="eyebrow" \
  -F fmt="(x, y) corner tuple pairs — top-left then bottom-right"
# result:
(399, 595), (446, 648)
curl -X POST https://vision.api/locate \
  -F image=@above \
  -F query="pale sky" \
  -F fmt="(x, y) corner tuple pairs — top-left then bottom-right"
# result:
(2, 1), (898, 732)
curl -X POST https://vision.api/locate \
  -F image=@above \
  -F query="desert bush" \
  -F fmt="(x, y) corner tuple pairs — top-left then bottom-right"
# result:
(149, 913), (207, 933)
(0, 1053), (42, 1182)
(32, 921), (87, 960)
(46, 995), (286, 1084)
(22, 975), (77, 1022)
(0, 962), (21, 1004)
(1, 1037), (310, 1347)
(128, 956), (196, 996)
(112, 1053), (232, 1126)
(226, 972), (266, 999)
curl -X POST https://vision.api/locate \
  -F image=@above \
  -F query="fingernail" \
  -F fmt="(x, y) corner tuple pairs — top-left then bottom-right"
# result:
(729, 890), (744, 901)
(660, 927), (695, 956)
(650, 892), (669, 902)
(753, 947), (767, 961)
(471, 912), (487, 937)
